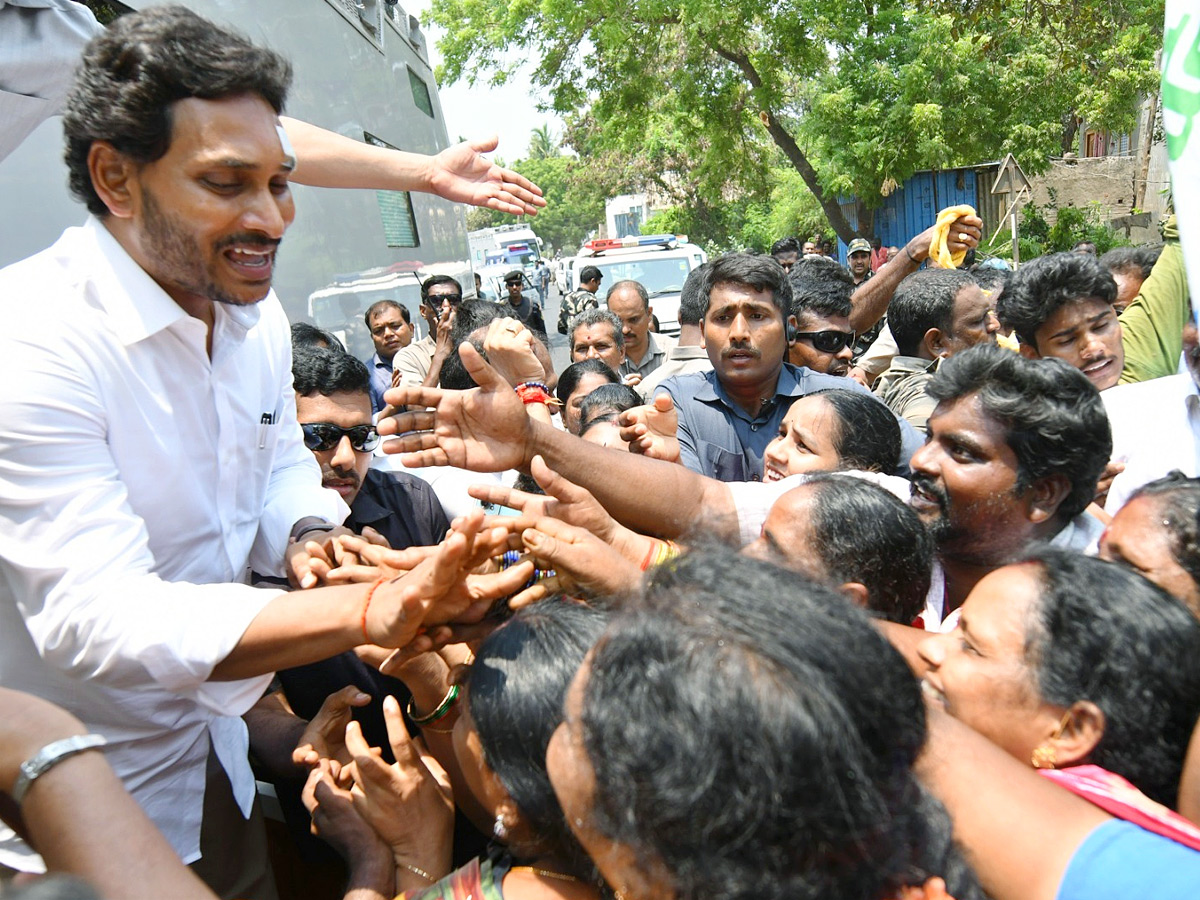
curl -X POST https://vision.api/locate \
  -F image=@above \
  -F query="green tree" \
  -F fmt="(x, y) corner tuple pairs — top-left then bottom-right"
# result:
(428, 0), (1160, 243)
(527, 124), (559, 160)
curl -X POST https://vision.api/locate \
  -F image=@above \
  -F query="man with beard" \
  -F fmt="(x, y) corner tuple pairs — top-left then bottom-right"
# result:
(907, 344), (1110, 628)
(786, 255), (857, 378)
(0, 9), (528, 896)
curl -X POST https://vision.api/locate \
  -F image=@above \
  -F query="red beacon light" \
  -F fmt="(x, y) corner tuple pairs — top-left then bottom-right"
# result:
(581, 233), (688, 254)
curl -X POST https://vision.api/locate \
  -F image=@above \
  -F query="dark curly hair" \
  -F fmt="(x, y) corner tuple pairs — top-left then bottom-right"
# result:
(63, 5), (292, 216)
(787, 256), (854, 322)
(291, 348), (369, 397)
(1021, 548), (1200, 807)
(700, 252), (793, 319)
(999, 251), (1118, 348)
(888, 269), (978, 358)
(578, 547), (981, 900)
(927, 344), (1110, 521)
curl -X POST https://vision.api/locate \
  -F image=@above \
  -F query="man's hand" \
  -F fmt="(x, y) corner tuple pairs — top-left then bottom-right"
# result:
(511, 517), (643, 607)
(905, 213), (982, 268)
(302, 761), (395, 882)
(286, 525), (357, 589)
(482, 318), (545, 387)
(619, 394), (681, 463)
(380, 343), (535, 472)
(432, 306), (456, 361)
(426, 136), (546, 217)
(1095, 459), (1126, 505)
(293, 685), (373, 771)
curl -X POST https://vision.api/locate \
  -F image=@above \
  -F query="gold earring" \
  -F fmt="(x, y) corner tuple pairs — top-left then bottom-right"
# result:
(1031, 745), (1057, 769)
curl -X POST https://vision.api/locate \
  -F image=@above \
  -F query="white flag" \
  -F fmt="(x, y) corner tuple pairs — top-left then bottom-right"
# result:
(1164, 2), (1200, 316)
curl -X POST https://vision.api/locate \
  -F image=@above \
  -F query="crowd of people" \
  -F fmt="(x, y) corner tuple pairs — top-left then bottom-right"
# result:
(3, 5), (1200, 900)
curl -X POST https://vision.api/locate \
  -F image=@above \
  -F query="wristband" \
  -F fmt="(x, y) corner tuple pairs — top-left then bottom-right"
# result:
(290, 517), (336, 543)
(515, 381), (553, 405)
(12, 734), (108, 804)
(361, 575), (388, 643)
(408, 683), (460, 726)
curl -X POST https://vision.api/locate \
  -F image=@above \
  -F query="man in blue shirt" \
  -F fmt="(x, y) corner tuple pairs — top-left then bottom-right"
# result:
(655, 252), (920, 481)
(363, 299), (414, 414)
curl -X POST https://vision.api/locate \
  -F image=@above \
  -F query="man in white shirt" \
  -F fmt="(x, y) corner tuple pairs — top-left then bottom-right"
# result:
(0, 9), (525, 897)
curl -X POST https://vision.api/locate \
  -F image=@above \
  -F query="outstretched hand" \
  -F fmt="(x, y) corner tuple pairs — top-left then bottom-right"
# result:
(620, 393), (681, 462)
(380, 342), (535, 472)
(427, 136), (546, 217)
(511, 516), (643, 607)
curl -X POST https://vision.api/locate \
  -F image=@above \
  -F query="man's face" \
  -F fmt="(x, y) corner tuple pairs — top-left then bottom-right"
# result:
(773, 251), (798, 273)
(787, 310), (854, 376)
(908, 394), (1036, 565)
(505, 279), (524, 305)
(422, 283), (463, 326)
(606, 286), (653, 362)
(1029, 297), (1124, 391)
(121, 95), (295, 314)
(295, 390), (374, 506)
(571, 323), (625, 371)
(802, 242), (817, 256)
(367, 307), (413, 361)
(848, 250), (871, 278)
(941, 284), (1000, 357)
(582, 276), (602, 294)
(702, 282), (787, 391)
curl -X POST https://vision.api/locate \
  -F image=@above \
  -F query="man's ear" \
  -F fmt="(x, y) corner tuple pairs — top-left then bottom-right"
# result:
(838, 581), (870, 610)
(1028, 473), (1072, 524)
(923, 327), (946, 359)
(88, 141), (138, 218)
(1047, 701), (1106, 768)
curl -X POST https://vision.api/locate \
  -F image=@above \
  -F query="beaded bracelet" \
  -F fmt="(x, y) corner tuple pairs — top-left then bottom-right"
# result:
(515, 381), (553, 405)
(408, 683), (460, 726)
(500, 549), (555, 588)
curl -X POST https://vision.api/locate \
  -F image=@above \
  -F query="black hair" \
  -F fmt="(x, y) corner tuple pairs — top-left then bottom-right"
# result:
(578, 383), (643, 431)
(805, 389), (901, 474)
(787, 256), (854, 322)
(291, 347), (370, 397)
(800, 474), (933, 623)
(770, 237), (800, 257)
(467, 600), (609, 877)
(437, 301), (511, 390)
(556, 359), (620, 407)
(1100, 245), (1162, 282)
(699, 252), (793, 318)
(971, 266), (1012, 295)
(290, 321), (345, 353)
(63, 6), (292, 216)
(927, 344), (1110, 521)
(888, 269), (978, 358)
(421, 275), (462, 303)
(1128, 471), (1200, 593)
(580, 548), (980, 900)
(606, 280), (650, 311)
(1022, 548), (1200, 807)
(364, 300), (410, 329)
(678, 264), (710, 327)
(579, 265), (602, 284)
(999, 252), (1118, 347)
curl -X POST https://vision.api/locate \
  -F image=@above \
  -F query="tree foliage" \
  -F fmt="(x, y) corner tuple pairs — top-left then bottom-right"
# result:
(429, 0), (1161, 243)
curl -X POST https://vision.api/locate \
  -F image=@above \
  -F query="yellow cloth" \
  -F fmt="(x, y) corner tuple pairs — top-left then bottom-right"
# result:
(927, 204), (977, 268)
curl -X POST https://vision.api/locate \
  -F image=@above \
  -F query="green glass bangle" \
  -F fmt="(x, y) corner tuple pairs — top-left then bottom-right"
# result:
(408, 683), (460, 726)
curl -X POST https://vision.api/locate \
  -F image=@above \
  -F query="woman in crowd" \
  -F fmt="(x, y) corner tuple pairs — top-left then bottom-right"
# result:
(918, 548), (1200, 810)
(761, 389), (900, 482)
(556, 360), (620, 436)
(304, 599), (609, 900)
(1098, 470), (1200, 617)
(546, 549), (982, 900)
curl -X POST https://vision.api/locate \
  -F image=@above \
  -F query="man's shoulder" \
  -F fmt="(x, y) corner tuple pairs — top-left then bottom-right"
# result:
(657, 367), (719, 398)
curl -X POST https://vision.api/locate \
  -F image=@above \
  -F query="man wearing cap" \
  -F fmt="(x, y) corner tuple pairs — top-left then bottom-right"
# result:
(847, 237), (874, 286)
(503, 269), (547, 336)
(558, 264), (603, 334)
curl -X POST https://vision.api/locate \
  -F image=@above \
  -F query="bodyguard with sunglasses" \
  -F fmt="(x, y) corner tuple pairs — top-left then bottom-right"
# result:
(786, 255), (859, 378)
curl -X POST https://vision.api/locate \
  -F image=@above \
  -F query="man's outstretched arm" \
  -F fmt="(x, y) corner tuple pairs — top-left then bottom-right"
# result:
(280, 120), (545, 217)
(380, 344), (739, 539)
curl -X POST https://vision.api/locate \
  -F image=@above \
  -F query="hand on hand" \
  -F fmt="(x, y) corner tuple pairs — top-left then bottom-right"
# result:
(619, 394), (681, 463)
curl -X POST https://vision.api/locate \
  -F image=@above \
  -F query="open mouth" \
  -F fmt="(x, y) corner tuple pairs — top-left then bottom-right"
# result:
(1081, 358), (1115, 381)
(909, 478), (945, 513)
(763, 463), (787, 483)
(223, 245), (276, 280)
(920, 678), (946, 706)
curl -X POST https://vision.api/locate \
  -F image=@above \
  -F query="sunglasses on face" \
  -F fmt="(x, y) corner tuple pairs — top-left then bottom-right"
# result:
(301, 423), (380, 453)
(793, 330), (855, 354)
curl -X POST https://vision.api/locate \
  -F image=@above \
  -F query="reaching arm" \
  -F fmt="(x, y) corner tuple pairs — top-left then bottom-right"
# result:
(380, 344), (738, 539)
(280, 120), (544, 217)
(849, 214), (983, 334)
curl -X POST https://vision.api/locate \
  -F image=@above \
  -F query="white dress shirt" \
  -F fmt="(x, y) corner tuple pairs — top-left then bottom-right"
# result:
(0, 218), (346, 870)
(1104, 374), (1200, 513)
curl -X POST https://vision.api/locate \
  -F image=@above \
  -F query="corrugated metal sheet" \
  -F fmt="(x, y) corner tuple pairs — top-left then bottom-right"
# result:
(835, 164), (1001, 263)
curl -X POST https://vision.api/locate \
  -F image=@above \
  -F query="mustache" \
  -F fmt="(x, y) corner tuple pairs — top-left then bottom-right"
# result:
(215, 232), (282, 251)
(321, 465), (360, 488)
(910, 473), (949, 512)
(721, 346), (761, 359)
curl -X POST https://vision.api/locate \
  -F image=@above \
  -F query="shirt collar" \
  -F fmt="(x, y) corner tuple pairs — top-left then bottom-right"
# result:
(79, 216), (262, 346)
(694, 362), (801, 409)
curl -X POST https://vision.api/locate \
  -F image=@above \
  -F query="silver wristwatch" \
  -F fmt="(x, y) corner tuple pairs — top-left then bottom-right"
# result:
(12, 734), (107, 803)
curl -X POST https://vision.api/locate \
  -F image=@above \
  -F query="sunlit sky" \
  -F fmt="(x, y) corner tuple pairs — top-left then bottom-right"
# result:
(403, 0), (565, 163)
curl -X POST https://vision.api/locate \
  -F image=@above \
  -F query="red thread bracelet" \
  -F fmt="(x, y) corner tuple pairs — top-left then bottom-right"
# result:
(640, 539), (661, 572)
(361, 576), (388, 643)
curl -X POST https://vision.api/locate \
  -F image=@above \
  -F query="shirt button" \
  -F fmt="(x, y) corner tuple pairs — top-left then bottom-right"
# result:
(750, 424), (758, 431)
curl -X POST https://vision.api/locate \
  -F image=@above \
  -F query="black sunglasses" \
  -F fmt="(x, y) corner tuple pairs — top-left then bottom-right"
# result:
(793, 330), (855, 354)
(301, 423), (380, 453)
